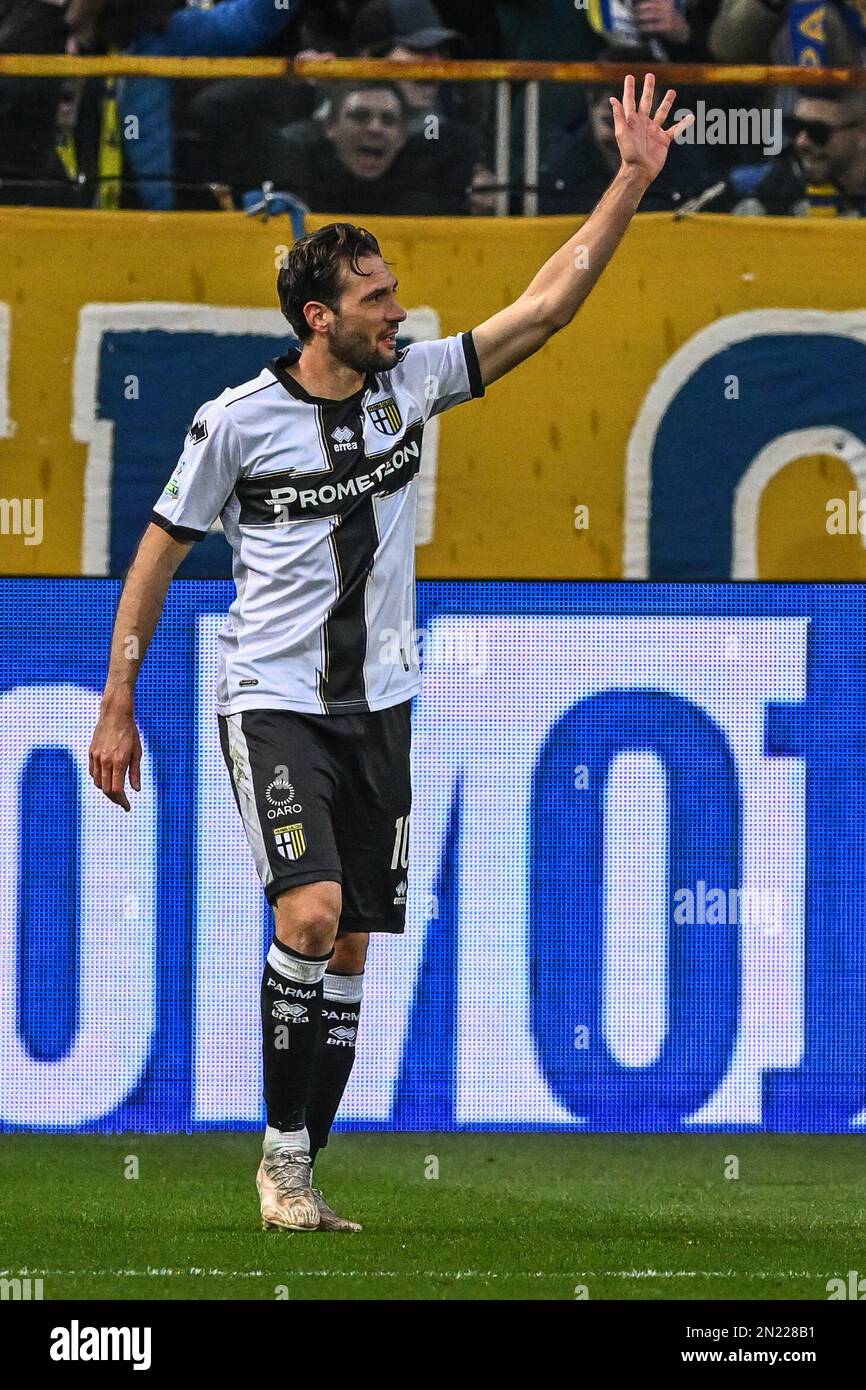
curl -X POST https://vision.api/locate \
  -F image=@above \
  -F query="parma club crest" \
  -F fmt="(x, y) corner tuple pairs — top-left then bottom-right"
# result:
(367, 396), (402, 436)
(273, 822), (306, 861)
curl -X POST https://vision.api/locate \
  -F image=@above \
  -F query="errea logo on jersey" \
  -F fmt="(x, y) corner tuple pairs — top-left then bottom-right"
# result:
(330, 426), (357, 453)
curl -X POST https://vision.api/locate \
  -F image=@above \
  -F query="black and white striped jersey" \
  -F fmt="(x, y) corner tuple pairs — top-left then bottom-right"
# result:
(151, 332), (484, 715)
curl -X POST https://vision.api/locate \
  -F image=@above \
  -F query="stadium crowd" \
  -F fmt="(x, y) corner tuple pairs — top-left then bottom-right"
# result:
(0, 0), (863, 215)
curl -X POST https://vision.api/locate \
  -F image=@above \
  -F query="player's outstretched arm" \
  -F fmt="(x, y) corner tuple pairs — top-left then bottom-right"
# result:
(471, 74), (694, 387)
(89, 523), (192, 812)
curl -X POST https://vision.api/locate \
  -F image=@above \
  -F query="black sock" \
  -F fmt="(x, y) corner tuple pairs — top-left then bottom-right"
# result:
(307, 971), (363, 1164)
(261, 937), (331, 1133)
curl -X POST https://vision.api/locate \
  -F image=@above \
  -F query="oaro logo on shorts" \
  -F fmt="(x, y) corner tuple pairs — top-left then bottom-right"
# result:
(273, 822), (306, 861)
(265, 777), (302, 820)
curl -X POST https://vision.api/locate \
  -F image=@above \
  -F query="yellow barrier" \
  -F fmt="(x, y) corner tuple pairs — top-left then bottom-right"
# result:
(1, 206), (865, 580)
(0, 54), (863, 86)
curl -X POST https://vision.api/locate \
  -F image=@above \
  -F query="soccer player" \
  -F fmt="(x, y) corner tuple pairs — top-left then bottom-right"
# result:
(89, 75), (691, 1232)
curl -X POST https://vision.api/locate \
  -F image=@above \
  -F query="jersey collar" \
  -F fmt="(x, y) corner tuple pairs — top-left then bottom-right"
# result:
(269, 350), (378, 406)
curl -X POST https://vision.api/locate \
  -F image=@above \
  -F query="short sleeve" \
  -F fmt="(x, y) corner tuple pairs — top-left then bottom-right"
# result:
(151, 398), (241, 541)
(393, 332), (485, 422)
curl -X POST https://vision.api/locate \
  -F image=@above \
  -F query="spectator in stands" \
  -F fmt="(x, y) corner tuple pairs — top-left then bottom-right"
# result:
(709, 0), (861, 66)
(186, 3), (356, 174)
(0, 0), (70, 204)
(539, 45), (709, 213)
(351, 0), (461, 113)
(350, 0), (497, 212)
(86, 0), (305, 210)
(274, 0), (502, 61)
(732, 88), (866, 215)
(496, 0), (606, 174)
(189, 0), (499, 208)
(423, 1), (502, 60)
(255, 80), (477, 214)
(631, 0), (717, 57)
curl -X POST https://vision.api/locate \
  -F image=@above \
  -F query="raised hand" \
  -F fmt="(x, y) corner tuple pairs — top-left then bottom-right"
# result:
(610, 74), (695, 185)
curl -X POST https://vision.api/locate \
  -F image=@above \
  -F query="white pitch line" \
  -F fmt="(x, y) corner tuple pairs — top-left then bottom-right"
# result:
(0, 1268), (834, 1280)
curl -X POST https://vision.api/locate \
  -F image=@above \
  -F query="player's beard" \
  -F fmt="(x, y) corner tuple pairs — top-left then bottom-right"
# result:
(328, 318), (398, 374)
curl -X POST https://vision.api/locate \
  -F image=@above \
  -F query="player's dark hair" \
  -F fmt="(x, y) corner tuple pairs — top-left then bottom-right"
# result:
(277, 222), (384, 341)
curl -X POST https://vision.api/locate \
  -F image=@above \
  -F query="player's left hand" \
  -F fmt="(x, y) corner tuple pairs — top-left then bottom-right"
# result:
(610, 74), (695, 185)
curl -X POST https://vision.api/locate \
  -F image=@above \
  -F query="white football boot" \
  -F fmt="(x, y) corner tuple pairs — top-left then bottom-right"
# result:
(257, 1151), (320, 1232)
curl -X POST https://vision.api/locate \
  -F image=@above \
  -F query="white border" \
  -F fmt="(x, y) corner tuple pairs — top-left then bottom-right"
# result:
(733, 427), (866, 577)
(0, 303), (13, 444)
(623, 310), (866, 579)
(76, 302), (442, 575)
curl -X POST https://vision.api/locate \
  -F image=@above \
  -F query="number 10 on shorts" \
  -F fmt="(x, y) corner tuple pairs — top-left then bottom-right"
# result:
(391, 814), (411, 870)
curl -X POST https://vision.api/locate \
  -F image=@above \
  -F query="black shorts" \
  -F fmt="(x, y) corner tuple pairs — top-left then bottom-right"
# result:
(217, 701), (412, 933)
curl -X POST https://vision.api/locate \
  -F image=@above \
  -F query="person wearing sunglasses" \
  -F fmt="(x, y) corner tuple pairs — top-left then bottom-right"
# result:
(733, 88), (866, 216)
(787, 93), (866, 193)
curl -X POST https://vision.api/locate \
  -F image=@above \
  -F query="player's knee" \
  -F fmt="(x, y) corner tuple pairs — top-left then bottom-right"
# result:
(273, 881), (341, 956)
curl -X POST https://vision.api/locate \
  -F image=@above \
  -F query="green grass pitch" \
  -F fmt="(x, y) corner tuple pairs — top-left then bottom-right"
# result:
(2, 1133), (865, 1301)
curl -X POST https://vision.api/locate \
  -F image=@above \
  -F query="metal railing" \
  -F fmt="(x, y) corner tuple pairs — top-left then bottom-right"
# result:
(1, 55), (863, 216)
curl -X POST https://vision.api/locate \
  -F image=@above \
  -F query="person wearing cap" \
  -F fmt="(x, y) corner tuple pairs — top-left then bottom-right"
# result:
(352, 0), (460, 113)
(351, 0), (497, 213)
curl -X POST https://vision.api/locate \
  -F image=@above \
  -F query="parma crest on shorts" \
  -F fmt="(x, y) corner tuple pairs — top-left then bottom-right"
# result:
(273, 821), (307, 861)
